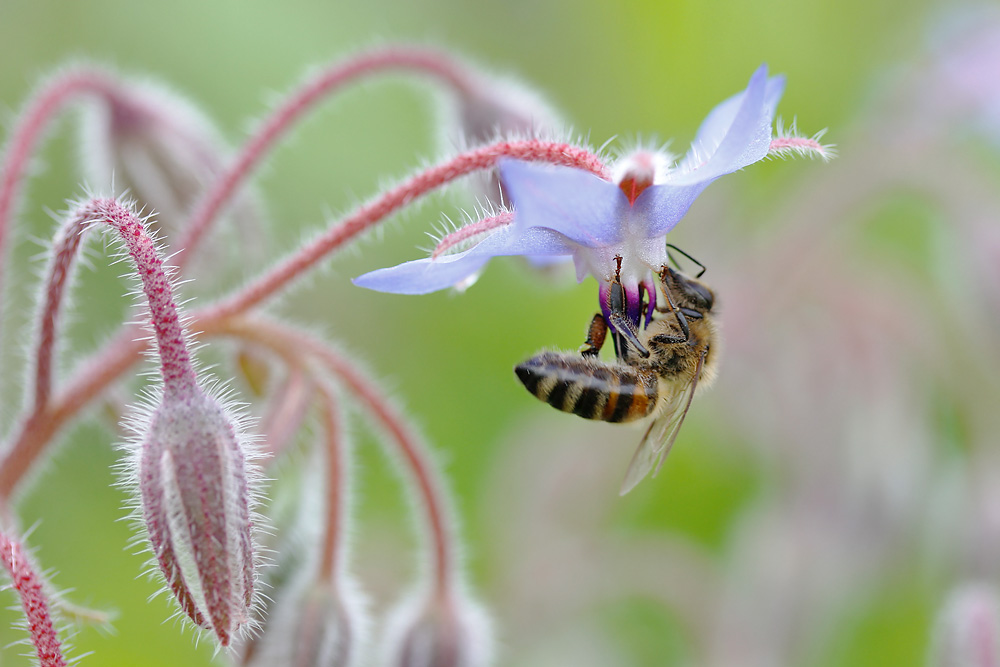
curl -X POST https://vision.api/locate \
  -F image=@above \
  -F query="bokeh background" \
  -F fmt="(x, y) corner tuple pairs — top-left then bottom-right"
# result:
(2, 0), (998, 664)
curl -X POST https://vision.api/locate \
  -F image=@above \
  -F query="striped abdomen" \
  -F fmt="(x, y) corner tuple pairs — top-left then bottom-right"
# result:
(515, 351), (658, 423)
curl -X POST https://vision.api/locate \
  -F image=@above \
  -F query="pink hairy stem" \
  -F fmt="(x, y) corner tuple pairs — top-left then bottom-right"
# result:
(315, 381), (348, 584)
(259, 366), (312, 460)
(30, 197), (185, 412)
(431, 210), (514, 259)
(174, 46), (480, 268)
(219, 317), (459, 598)
(0, 69), (122, 342)
(203, 139), (607, 321)
(0, 141), (604, 503)
(0, 198), (196, 503)
(86, 199), (198, 397)
(31, 208), (92, 412)
(0, 530), (68, 667)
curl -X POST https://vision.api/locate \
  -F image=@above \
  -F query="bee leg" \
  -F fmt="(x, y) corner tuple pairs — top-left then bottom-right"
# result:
(652, 272), (691, 344)
(609, 310), (650, 358)
(581, 313), (608, 357)
(650, 330), (689, 345)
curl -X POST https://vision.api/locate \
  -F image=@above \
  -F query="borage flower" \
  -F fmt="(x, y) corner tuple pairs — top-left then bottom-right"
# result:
(355, 65), (827, 333)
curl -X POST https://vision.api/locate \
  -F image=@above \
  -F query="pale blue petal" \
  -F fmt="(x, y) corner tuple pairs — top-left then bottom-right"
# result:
(352, 253), (492, 294)
(672, 65), (784, 185)
(629, 182), (711, 239)
(635, 66), (785, 238)
(499, 158), (628, 247)
(356, 67), (789, 293)
(353, 224), (576, 294)
(524, 253), (573, 269)
(764, 74), (786, 110)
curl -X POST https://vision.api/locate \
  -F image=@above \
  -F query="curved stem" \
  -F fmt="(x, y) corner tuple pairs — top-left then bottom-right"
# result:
(0, 140), (604, 504)
(31, 207), (92, 412)
(0, 331), (144, 504)
(259, 366), (312, 459)
(314, 381), (347, 585)
(0, 195), (199, 503)
(0, 68), (121, 345)
(220, 317), (458, 596)
(174, 46), (480, 268)
(203, 139), (607, 321)
(88, 199), (197, 397)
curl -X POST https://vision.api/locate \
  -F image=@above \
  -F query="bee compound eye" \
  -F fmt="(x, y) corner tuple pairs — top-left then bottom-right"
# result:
(681, 280), (713, 311)
(694, 283), (713, 309)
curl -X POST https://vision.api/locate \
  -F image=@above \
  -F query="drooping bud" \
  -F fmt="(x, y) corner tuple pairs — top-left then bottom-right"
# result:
(138, 386), (256, 646)
(234, 398), (367, 666)
(77, 74), (265, 258)
(451, 71), (562, 148)
(381, 590), (493, 667)
(79, 79), (217, 223)
(930, 583), (1000, 667)
(82, 197), (259, 645)
(238, 573), (366, 667)
(442, 65), (564, 208)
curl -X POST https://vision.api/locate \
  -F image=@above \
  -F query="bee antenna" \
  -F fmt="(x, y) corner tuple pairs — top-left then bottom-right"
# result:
(665, 243), (706, 278)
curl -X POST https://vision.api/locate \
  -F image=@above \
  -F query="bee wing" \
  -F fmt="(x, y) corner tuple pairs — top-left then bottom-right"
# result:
(618, 348), (707, 496)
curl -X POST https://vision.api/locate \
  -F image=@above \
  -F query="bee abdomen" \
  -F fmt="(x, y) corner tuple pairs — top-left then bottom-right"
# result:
(515, 352), (658, 423)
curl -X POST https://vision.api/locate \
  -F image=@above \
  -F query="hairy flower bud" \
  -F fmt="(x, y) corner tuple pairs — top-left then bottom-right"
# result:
(137, 386), (256, 646)
(442, 67), (563, 209)
(78, 75), (265, 265)
(79, 79), (218, 221)
(72, 197), (262, 646)
(237, 573), (366, 667)
(382, 591), (493, 667)
(454, 74), (561, 148)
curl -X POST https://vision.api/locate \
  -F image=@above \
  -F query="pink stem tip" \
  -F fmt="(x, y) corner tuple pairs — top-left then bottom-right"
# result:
(768, 135), (832, 159)
(0, 531), (68, 667)
(431, 211), (514, 260)
(89, 199), (197, 397)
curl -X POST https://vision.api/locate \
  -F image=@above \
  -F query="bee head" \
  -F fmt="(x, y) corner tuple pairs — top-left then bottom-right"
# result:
(659, 266), (715, 314)
(680, 276), (714, 312)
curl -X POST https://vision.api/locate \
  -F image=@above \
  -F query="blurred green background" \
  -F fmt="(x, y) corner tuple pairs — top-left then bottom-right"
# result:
(0, 0), (967, 665)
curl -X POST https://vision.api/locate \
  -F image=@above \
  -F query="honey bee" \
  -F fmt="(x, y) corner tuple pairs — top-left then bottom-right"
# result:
(515, 252), (719, 495)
